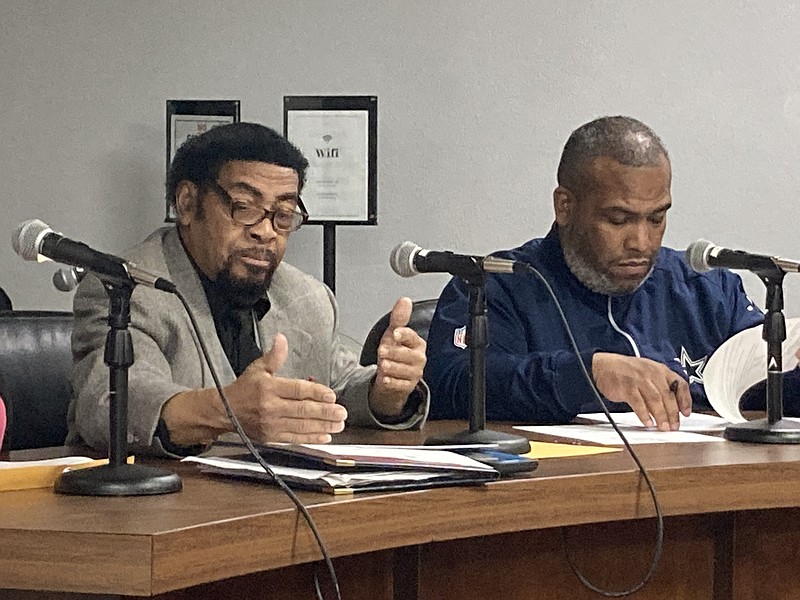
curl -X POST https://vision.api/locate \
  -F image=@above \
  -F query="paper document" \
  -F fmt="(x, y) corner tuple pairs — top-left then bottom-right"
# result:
(515, 424), (724, 445)
(525, 441), (620, 459)
(704, 318), (800, 423)
(254, 443), (499, 471)
(0, 457), (100, 469)
(183, 454), (498, 494)
(0, 456), (119, 492)
(578, 412), (731, 432)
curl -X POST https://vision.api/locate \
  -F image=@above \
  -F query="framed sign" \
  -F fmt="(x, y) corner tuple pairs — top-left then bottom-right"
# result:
(165, 99), (240, 221)
(284, 96), (377, 225)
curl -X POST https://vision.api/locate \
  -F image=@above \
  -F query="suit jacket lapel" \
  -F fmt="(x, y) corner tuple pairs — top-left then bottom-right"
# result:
(256, 264), (317, 380)
(161, 228), (235, 386)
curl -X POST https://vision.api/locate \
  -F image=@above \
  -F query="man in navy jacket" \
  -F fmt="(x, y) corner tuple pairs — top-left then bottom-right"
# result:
(425, 116), (769, 431)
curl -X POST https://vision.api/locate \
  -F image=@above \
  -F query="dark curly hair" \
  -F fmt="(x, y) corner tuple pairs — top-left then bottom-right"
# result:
(165, 122), (309, 211)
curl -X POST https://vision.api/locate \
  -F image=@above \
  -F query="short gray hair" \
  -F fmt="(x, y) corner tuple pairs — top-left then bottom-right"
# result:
(557, 116), (669, 193)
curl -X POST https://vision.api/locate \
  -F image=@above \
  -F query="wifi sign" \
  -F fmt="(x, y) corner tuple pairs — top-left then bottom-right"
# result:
(315, 134), (339, 158)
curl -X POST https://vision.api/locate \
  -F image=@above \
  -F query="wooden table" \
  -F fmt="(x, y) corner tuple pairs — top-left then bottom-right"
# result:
(1, 422), (800, 599)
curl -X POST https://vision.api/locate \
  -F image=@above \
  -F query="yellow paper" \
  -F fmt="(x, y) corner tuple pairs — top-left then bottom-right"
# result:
(0, 456), (135, 492)
(524, 441), (620, 460)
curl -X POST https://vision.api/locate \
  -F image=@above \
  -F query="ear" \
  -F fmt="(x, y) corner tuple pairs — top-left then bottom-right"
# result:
(174, 181), (198, 226)
(553, 186), (573, 227)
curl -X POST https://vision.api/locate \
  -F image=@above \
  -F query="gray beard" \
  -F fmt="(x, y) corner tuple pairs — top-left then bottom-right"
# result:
(216, 264), (275, 308)
(562, 240), (652, 297)
(217, 249), (278, 307)
(216, 270), (270, 307)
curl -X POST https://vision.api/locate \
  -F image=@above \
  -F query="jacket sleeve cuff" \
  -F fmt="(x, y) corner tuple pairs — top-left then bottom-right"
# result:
(369, 380), (430, 430)
(554, 349), (600, 416)
(152, 417), (209, 458)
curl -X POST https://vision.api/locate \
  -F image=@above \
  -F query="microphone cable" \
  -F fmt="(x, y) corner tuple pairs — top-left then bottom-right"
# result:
(173, 289), (341, 600)
(516, 263), (664, 597)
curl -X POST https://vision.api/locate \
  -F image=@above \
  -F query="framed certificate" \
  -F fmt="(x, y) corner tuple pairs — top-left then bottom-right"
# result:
(165, 99), (240, 221)
(284, 96), (377, 225)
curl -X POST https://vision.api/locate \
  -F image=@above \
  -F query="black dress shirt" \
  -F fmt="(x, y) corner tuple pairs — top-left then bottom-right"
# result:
(197, 272), (270, 377)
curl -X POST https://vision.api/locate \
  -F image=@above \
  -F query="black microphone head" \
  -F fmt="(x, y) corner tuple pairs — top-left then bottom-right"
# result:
(685, 239), (714, 273)
(12, 219), (52, 261)
(390, 241), (421, 278)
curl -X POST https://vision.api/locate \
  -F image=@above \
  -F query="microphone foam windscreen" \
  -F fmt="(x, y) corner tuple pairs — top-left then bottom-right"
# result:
(12, 219), (50, 261)
(389, 241), (421, 277)
(685, 239), (713, 273)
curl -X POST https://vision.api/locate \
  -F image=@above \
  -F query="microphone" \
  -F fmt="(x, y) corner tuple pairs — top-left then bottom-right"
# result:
(686, 239), (800, 274)
(390, 241), (528, 278)
(12, 220), (177, 293)
(52, 266), (86, 292)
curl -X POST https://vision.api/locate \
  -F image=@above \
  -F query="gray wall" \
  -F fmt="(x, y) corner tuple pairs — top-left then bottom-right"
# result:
(2, 1), (799, 345)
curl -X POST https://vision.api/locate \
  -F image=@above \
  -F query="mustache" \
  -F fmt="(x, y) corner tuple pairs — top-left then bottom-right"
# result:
(617, 252), (657, 263)
(617, 258), (654, 264)
(234, 248), (278, 263)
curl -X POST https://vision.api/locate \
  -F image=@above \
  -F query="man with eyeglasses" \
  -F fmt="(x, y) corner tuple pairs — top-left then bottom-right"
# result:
(68, 122), (428, 456)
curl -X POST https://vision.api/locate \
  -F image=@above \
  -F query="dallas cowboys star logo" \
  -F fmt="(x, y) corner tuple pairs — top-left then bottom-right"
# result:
(679, 347), (707, 385)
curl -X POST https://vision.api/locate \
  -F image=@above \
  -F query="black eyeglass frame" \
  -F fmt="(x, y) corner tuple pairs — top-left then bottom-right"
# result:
(205, 179), (309, 233)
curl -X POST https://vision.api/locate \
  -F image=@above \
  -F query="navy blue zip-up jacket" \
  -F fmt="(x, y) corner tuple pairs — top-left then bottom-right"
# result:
(425, 225), (766, 422)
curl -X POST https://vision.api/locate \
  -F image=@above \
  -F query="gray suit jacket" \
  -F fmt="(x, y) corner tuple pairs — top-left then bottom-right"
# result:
(67, 227), (428, 453)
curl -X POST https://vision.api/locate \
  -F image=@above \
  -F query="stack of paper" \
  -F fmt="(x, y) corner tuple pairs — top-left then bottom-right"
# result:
(185, 444), (501, 494)
(0, 457), (113, 492)
(704, 318), (800, 423)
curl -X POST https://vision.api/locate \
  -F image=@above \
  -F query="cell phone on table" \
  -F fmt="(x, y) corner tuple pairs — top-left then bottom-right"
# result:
(460, 449), (538, 475)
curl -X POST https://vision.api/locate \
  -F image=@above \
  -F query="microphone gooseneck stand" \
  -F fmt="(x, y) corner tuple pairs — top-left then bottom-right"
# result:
(424, 269), (530, 454)
(55, 279), (182, 495)
(724, 265), (800, 443)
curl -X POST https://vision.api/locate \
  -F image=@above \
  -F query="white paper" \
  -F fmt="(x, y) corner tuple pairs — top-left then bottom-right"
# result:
(184, 455), (349, 480)
(514, 424), (724, 445)
(578, 412), (731, 432)
(704, 318), (800, 423)
(190, 445), (496, 473)
(166, 114), (235, 220)
(279, 443), (494, 470)
(170, 115), (234, 160)
(286, 110), (369, 221)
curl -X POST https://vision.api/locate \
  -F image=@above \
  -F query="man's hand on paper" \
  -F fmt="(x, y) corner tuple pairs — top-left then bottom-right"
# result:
(592, 353), (692, 431)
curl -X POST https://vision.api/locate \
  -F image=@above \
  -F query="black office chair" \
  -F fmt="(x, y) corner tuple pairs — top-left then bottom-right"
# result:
(360, 299), (439, 366)
(0, 311), (74, 450)
(0, 287), (11, 312)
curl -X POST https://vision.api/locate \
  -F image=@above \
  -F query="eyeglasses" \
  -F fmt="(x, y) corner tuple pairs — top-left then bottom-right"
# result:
(206, 180), (309, 233)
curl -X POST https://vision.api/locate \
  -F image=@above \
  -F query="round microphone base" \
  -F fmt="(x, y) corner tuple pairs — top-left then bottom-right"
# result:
(54, 463), (182, 496)
(724, 418), (800, 444)
(424, 428), (531, 455)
